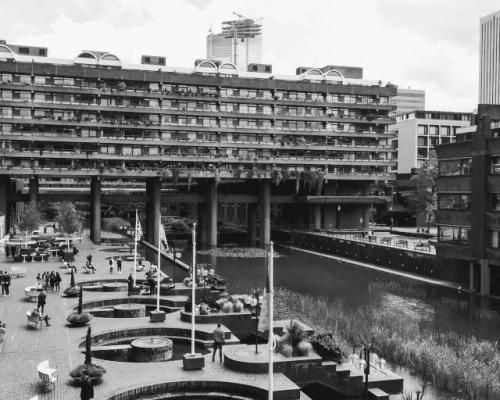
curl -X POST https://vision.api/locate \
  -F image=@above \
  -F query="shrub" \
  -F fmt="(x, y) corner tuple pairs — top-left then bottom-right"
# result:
(199, 303), (209, 315)
(66, 312), (92, 326)
(69, 363), (106, 382)
(184, 296), (192, 312)
(297, 340), (313, 356)
(233, 300), (243, 312)
(64, 286), (80, 297)
(222, 301), (234, 313)
(279, 343), (293, 358)
(310, 333), (344, 364)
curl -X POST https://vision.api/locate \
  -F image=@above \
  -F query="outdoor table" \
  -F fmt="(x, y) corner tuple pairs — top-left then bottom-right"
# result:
(30, 253), (37, 262)
(41, 253), (49, 262)
(49, 249), (59, 257)
(21, 254), (27, 262)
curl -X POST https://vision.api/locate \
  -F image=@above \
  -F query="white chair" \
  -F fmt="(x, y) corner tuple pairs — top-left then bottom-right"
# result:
(26, 311), (42, 329)
(37, 360), (57, 391)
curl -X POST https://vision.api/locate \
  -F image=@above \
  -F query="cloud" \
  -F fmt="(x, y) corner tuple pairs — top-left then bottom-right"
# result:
(185, 0), (213, 10)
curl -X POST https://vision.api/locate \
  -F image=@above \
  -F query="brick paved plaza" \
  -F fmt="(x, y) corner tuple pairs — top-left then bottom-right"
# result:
(0, 235), (310, 400)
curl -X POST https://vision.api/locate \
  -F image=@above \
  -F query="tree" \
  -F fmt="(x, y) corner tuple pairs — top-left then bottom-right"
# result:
(408, 151), (437, 231)
(17, 204), (42, 239)
(85, 326), (92, 366)
(55, 202), (82, 249)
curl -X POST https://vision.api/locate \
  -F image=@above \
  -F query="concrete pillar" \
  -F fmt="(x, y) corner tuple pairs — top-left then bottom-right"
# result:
(259, 181), (271, 246)
(90, 177), (101, 244)
(480, 259), (490, 296)
(363, 206), (370, 230)
(0, 177), (10, 235)
(198, 201), (208, 245)
(248, 203), (258, 244)
(29, 177), (39, 207)
(207, 180), (218, 247)
(469, 262), (475, 292)
(145, 178), (161, 246)
(313, 205), (322, 231)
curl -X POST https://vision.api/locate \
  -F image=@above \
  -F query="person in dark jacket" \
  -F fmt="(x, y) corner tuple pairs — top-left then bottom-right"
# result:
(37, 290), (47, 313)
(80, 372), (94, 400)
(1, 272), (11, 296)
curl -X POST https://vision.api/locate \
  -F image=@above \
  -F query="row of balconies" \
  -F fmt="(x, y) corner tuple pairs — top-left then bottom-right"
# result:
(0, 132), (392, 152)
(0, 118), (393, 138)
(0, 81), (393, 109)
(0, 149), (395, 166)
(0, 100), (392, 124)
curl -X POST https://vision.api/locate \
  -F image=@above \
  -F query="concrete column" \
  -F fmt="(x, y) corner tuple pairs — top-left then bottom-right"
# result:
(469, 262), (475, 292)
(207, 180), (218, 247)
(29, 177), (39, 207)
(145, 178), (161, 246)
(313, 205), (322, 231)
(480, 259), (490, 296)
(248, 203), (258, 244)
(259, 181), (271, 246)
(363, 206), (370, 230)
(198, 201), (208, 245)
(90, 177), (101, 244)
(0, 177), (10, 235)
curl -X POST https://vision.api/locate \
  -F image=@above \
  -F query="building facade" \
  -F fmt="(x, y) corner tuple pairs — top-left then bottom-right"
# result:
(206, 18), (262, 70)
(391, 110), (472, 174)
(479, 10), (500, 105)
(0, 41), (396, 247)
(389, 88), (425, 116)
(435, 105), (500, 296)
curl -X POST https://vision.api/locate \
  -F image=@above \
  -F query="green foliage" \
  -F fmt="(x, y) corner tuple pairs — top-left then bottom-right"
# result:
(66, 312), (91, 326)
(274, 288), (500, 400)
(101, 217), (130, 233)
(55, 202), (82, 236)
(69, 363), (105, 382)
(78, 286), (83, 314)
(310, 333), (344, 363)
(64, 285), (79, 297)
(17, 204), (42, 235)
(297, 340), (313, 356)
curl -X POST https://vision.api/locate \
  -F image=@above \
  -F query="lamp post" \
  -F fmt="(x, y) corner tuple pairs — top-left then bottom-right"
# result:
(245, 290), (262, 354)
(336, 205), (341, 230)
(352, 343), (382, 400)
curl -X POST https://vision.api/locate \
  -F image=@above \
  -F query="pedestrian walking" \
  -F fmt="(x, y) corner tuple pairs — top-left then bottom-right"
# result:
(212, 321), (225, 362)
(117, 257), (122, 272)
(37, 290), (47, 314)
(1, 271), (11, 296)
(127, 273), (133, 295)
(109, 258), (114, 274)
(54, 272), (62, 292)
(80, 372), (94, 400)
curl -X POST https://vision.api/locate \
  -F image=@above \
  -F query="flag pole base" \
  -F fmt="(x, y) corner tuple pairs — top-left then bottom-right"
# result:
(182, 353), (205, 370)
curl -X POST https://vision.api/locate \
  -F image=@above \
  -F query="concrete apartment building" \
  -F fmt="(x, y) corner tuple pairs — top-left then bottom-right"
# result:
(0, 40), (397, 247)
(435, 105), (500, 296)
(479, 10), (500, 105)
(391, 110), (472, 174)
(389, 88), (425, 116)
(206, 18), (262, 71)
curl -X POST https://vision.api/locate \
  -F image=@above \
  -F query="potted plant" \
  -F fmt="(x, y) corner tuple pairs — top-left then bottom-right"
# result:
(70, 327), (106, 383)
(63, 269), (80, 297)
(66, 286), (92, 326)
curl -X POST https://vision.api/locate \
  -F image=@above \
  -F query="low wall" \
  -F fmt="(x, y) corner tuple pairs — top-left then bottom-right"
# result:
(291, 232), (469, 286)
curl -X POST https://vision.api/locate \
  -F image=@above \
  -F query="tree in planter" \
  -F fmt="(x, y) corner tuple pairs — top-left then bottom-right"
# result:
(70, 327), (106, 383)
(66, 286), (92, 325)
(64, 269), (80, 297)
(17, 204), (42, 244)
(55, 202), (82, 251)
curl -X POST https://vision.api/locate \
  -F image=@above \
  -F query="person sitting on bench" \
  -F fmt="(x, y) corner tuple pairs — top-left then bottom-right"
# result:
(30, 308), (51, 327)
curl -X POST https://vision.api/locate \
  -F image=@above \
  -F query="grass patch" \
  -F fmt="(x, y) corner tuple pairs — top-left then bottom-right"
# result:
(274, 288), (500, 400)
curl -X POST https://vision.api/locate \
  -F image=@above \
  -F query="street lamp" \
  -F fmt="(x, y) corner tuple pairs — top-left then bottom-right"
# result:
(245, 290), (263, 354)
(352, 343), (382, 400)
(336, 205), (342, 230)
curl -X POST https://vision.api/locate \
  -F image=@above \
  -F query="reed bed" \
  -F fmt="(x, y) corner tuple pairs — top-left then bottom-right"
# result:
(274, 288), (500, 400)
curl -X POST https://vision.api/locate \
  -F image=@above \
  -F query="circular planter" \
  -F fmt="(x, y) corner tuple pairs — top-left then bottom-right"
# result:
(130, 337), (173, 362)
(102, 282), (127, 292)
(113, 304), (146, 318)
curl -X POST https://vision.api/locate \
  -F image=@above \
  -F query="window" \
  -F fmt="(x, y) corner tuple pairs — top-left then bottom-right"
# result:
(439, 158), (471, 176)
(438, 225), (471, 244)
(252, 65), (258, 71)
(438, 194), (471, 210)
(491, 230), (500, 248)
(38, 49), (47, 56)
(491, 194), (500, 211)
(491, 156), (500, 174)
(144, 57), (151, 63)
(265, 66), (271, 72)
(18, 47), (29, 54)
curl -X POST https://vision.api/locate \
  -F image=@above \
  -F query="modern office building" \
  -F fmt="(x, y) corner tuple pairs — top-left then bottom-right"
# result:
(391, 110), (473, 174)
(479, 10), (500, 104)
(435, 105), (500, 296)
(206, 18), (262, 70)
(389, 88), (425, 116)
(0, 40), (396, 248)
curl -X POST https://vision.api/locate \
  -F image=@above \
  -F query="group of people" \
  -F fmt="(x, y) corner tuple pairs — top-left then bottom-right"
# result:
(36, 271), (62, 292)
(0, 271), (11, 296)
(108, 256), (123, 274)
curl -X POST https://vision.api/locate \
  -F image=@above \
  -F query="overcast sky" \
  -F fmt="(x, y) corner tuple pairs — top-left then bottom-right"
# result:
(1, 0), (499, 111)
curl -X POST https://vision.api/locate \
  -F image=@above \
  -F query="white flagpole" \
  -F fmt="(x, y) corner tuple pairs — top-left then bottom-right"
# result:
(133, 209), (138, 287)
(156, 214), (161, 312)
(268, 241), (274, 400)
(191, 222), (197, 355)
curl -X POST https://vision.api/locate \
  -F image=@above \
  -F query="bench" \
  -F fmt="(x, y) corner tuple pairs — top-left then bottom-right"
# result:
(37, 360), (57, 391)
